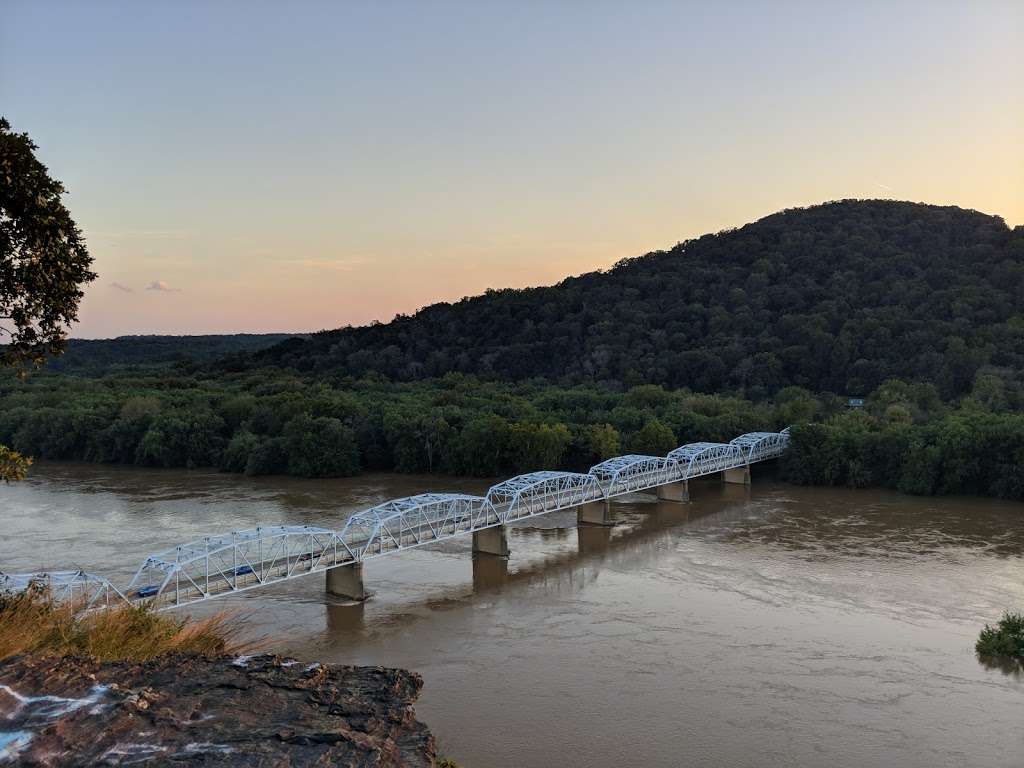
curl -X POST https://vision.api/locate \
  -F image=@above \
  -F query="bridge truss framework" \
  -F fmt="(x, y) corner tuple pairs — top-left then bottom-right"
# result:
(2, 429), (789, 611)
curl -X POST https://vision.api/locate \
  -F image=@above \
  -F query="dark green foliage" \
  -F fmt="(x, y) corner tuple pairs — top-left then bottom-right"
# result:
(626, 419), (677, 456)
(0, 372), (783, 480)
(46, 334), (299, 375)
(976, 612), (1024, 674)
(220, 430), (259, 473)
(283, 415), (360, 477)
(245, 201), (1024, 402)
(781, 407), (1024, 500)
(0, 117), (96, 369)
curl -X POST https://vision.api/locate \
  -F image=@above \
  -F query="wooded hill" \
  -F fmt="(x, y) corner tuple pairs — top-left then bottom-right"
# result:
(246, 200), (1024, 401)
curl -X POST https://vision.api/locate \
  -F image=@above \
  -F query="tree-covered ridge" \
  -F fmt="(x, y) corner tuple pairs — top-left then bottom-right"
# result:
(248, 200), (1024, 400)
(46, 334), (301, 376)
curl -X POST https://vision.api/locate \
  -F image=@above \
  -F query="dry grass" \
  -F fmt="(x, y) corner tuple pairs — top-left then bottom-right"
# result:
(0, 586), (258, 662)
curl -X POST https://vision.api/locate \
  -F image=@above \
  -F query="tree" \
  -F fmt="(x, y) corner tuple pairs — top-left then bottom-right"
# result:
(283, 415), (360, 478)
(0, 117), (95, 480)
(627, 419), (677, 456)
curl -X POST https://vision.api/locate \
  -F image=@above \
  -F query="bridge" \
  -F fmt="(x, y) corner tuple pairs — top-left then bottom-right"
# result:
(0, 429), (789, 612)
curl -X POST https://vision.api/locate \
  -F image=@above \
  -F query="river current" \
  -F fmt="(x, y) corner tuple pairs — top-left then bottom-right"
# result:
(1, 464), (1022, 767)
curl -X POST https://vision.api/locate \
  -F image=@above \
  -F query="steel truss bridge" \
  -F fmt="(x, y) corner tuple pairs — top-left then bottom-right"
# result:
(1, 429), (788, 612)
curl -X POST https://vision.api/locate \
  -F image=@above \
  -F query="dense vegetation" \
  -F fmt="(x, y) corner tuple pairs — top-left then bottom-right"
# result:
(0, 370), (794, 479)
(45, 334), (300, 376)
(244, 200), (1024, 401)
(975, 612), (1023, 675)
(1, 365), (1022, 500)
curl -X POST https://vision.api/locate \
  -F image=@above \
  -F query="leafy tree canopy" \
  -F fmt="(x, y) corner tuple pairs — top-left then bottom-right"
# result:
(0, 116), (94, 480)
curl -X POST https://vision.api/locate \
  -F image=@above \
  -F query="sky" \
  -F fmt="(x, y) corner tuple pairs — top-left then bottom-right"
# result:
(2, 0), (1022, 338)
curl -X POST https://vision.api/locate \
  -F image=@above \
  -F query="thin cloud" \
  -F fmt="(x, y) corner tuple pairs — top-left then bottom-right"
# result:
(876, 182), (893, 191)
(145, 280), (182, 292)
(110, 282), (134, 293)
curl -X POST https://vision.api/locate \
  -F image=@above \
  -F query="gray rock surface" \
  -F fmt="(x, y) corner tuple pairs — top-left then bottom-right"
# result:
(0, 653), (436, 766)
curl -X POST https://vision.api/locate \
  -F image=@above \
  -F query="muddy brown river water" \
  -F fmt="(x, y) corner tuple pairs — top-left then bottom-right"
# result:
(1, 463), (1022, 767)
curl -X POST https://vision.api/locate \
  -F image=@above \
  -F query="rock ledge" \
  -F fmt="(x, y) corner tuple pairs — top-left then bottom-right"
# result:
(0, 653), (436, 766)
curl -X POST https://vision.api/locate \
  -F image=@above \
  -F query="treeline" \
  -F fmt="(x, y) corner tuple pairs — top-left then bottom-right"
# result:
(0, 370), (803, 479)
(3, 368), (1023, 500)
(782, 412), (1024, 500)
(243, 201), (1024, 401)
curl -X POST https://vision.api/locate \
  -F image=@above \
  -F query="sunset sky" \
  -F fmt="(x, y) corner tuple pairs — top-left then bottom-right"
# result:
(2, 0), (1021, 338)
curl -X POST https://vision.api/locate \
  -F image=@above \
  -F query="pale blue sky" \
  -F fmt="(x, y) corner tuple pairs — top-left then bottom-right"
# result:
(2, 0), (1021, 336)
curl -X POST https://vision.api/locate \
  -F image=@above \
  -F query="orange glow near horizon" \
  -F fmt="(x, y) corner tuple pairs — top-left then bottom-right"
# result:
(2, 1), (1021, 338)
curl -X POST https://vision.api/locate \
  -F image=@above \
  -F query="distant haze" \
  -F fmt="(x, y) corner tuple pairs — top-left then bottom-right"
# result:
(2, 0), (1021, 337)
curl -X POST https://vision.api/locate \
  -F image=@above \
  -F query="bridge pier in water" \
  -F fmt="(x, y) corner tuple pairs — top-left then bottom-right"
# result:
(473, 525), (510, 557)
(723, 465), (751, 485)
(325, 562), (368, 601)
(577, 500), (613, 526)
(472, 552), (510, 591)
(656, 480), (689, 502)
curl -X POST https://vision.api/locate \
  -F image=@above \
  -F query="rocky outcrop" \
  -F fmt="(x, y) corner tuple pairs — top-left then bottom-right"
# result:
(0, 653), (436, 766)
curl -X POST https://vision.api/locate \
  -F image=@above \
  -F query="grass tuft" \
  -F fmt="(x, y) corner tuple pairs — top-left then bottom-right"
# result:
(0, 585), (255, 662)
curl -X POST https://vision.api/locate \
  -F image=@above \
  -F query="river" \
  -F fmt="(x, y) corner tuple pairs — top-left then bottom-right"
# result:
(1, 463), (1022, 767)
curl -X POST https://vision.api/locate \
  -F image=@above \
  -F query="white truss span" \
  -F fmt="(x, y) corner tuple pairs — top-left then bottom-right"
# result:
(0, 570), (129, 609)
(342, 494), (497, 559)
(487, 471), (602, 521)
(589, 455), (677, 495)
(730, 430), (790, 462)
(5, 428), (789, 610)
(126, 525), (353, 607)
(667, 442), (743, 475)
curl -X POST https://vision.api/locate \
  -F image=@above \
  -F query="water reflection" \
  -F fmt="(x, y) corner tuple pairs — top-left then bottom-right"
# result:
(471, 554), (510, 592)
(976, 653), (1023, 679)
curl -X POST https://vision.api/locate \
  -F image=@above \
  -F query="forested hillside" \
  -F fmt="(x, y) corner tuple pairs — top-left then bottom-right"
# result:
(1, 199), (1022, 498)
(47, 334), (300, 375)
(247, 200), (1024, 400)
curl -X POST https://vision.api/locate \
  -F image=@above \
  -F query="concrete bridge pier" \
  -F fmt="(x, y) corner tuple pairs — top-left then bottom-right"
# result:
(472, 553), (509, 591)
(656, 480), (689, 502)
(577, 500), (613, 526)
(473, 525), (510, 557)
(326, 562), (368, 601)
(723, 465), (751, 485)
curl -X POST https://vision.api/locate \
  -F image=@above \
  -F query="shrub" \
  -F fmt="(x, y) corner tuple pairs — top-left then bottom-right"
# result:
(976, 611), (1024, 663)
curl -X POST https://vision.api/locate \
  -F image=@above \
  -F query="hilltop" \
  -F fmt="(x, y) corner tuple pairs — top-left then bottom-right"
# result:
(247, 200), (1024, 400)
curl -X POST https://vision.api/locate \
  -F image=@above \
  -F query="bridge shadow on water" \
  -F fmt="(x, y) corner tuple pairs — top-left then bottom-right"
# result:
(322, 477), (760, 636)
